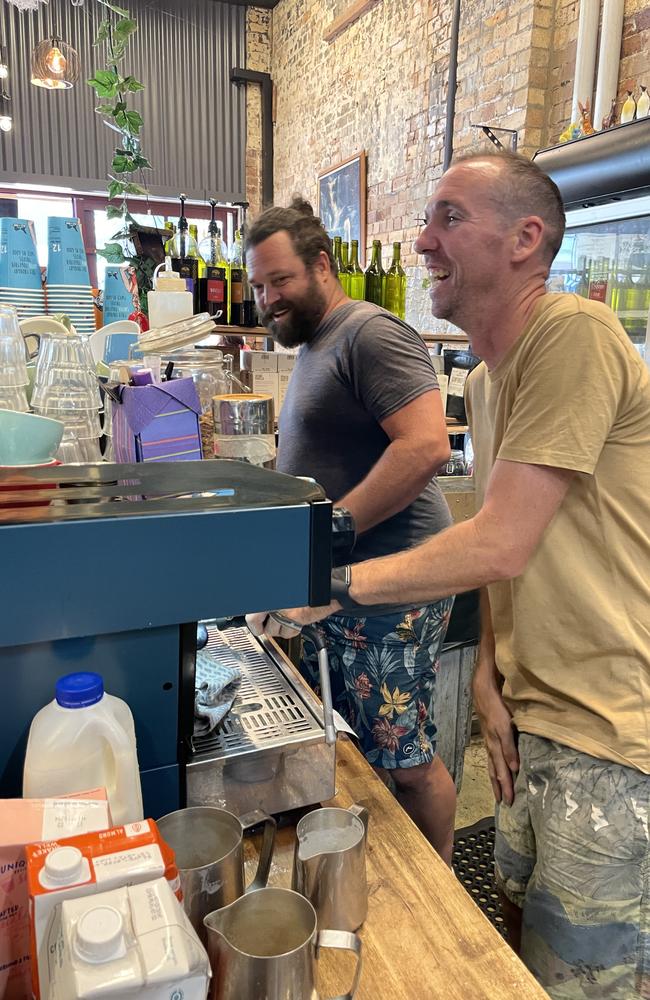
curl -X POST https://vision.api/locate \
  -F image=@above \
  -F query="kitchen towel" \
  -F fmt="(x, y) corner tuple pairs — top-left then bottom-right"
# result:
(194, 649), (242, 735)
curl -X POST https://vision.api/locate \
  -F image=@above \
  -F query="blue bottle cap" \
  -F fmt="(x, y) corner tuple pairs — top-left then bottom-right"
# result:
(55, 672), (104, 709)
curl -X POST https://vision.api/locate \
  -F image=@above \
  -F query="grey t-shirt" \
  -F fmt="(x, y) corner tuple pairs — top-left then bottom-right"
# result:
(277, 300), (452, 563)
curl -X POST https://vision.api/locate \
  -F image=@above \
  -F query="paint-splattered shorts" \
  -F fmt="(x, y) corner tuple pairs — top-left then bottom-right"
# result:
(300, 598), (453, 771)
(495, 733), (650, 999)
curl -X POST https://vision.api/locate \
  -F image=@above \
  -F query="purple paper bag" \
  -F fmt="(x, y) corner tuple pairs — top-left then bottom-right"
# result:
(112, 378), (203, 463)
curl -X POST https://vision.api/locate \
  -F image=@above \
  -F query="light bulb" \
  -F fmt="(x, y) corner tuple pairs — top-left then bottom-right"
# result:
(45, 46), (67, 76)
(0, 115), (13, 133)
(0, 65), (8, 81)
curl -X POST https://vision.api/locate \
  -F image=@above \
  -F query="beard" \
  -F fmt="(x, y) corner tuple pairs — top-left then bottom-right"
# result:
(261, 275), (328, 348)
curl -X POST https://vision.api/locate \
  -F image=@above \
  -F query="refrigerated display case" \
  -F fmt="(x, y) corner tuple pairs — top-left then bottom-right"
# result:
(548, 194), (650, 364)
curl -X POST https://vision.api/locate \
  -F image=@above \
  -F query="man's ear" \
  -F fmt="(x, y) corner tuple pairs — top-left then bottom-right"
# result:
(511, 215), (545, 263)
(314, 249), (333, 277)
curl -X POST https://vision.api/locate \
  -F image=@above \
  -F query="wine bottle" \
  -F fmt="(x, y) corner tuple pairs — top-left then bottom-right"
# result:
(198, 201), (228, 320)
(340, 241), (351, 295)
(384, 242), (406, 319)
(333, 236), (349, 295)
(365, 239), (384, 306)
(171, 194), (201, 313)
(587, 256), (610, 305)
(229, 228), (244, 326)
(348, 240), (366, 301)
(163, 222), (176, 257)
(189, 224), (207, 279)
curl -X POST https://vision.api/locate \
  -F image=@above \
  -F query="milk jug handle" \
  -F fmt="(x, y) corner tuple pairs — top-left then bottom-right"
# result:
(91, 715), (141, 818)
(347, 804), (369, 838)
(316, 929), (362, 999)
(239, 809), (277, 892)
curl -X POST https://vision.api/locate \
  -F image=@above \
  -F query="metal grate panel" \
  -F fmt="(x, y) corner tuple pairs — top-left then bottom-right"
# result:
(191, 625), (322, 757)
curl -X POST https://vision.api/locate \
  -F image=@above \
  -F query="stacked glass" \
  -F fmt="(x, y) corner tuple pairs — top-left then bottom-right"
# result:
(0, 305), (30, 412)
(30, 329), (103, 463)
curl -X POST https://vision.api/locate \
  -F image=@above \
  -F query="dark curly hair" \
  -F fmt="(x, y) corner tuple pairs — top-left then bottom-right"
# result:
(246, 196), (337, 274)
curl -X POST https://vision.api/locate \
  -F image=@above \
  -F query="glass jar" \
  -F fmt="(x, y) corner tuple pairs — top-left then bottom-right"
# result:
(160, 348), (232, 459)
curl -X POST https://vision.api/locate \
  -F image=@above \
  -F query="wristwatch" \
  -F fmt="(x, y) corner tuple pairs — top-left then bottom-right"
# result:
(330, 565), (363, 612)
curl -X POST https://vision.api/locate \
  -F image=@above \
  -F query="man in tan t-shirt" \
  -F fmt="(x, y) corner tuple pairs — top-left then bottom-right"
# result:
(250, 151), (650, 999)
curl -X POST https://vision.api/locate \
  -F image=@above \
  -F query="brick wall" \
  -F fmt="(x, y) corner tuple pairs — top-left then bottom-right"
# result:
(244, 0), (650, 331)
(246, 7), (271, 219)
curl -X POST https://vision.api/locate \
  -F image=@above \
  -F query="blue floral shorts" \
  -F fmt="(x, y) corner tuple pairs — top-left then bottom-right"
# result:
(300, 598), (453, 770)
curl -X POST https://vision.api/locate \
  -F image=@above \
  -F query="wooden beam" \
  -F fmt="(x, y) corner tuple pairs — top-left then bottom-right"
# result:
(323, 0), (381, 43)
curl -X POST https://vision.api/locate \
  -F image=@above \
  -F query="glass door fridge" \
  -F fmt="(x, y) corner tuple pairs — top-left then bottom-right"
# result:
(548, 193), (650, 365)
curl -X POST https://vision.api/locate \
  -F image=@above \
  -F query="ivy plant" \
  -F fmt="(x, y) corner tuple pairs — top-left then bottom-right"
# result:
(87, 0), (155, 312)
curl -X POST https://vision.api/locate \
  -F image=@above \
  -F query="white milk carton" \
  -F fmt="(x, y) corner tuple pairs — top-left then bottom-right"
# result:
(48, 877), (210, 999)
(26, 819), (180, 998)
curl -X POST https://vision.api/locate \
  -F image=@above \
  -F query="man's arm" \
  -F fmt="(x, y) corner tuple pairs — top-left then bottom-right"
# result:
(472, 589), (519, 806)
(348, 456), (575, 605)
(247, 457), (576, 638)
(337, 389), (450, 534)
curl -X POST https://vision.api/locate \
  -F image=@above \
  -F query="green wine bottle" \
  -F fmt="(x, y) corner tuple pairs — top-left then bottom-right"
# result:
(365, 239), (384, 306)
(384, 242), (406, 319)
(348, 239), (366, 301)
(333, 236), (350, 295)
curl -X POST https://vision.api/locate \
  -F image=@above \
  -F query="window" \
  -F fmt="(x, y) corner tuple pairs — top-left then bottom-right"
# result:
(0, 186), (237, 290)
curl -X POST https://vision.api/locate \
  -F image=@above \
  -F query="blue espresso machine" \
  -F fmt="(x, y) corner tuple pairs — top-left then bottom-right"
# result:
(0, 460), (338, 818)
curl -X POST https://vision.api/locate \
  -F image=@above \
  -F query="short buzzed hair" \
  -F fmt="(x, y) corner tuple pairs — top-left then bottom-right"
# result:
(454, 151), (566, 266)
(247, 196), (337, 273)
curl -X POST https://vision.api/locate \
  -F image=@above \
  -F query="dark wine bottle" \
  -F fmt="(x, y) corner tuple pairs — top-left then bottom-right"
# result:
(365, 239), (384, 306)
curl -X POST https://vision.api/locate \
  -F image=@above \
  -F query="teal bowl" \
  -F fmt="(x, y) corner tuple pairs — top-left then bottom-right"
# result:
(0, 408), (64, 466)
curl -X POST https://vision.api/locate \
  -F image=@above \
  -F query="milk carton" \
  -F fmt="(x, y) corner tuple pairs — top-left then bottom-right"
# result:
(48, 878), (210, 1000)
(26, 818), (180, 998)
(0, 791), (110, 1000)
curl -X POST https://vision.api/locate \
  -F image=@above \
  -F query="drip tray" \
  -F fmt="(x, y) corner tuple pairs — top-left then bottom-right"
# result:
(192, 625), (323, 758)
(186, 624), (336, 816)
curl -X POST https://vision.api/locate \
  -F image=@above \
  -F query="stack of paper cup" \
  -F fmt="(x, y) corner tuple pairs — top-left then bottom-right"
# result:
(103, 265), (139, 327)
(0, 219), (46, 319)
(46, 218), (96, 337)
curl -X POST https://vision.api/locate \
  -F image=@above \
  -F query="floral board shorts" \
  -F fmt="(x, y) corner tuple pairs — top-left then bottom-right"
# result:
(495, 733), (650, 1000)
(300, 598), (453, 771)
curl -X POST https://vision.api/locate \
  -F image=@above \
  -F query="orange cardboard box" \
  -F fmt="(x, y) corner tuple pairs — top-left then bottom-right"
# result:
(26, 818), (180, 999)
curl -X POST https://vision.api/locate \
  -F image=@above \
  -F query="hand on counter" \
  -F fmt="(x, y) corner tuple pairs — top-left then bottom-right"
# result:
(473, 675), (519, 807)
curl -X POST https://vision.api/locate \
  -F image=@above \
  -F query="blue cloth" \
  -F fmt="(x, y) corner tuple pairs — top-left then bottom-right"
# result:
(194, 649), (241, 735)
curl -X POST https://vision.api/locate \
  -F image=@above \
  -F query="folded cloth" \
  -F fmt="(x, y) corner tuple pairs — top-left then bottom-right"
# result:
(194, 648), (242, 736)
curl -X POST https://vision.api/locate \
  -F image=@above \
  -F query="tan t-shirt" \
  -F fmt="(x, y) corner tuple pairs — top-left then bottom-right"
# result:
(466, 293), (650, 772)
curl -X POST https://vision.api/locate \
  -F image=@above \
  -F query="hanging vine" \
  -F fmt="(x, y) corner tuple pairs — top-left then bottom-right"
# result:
(87, 0), (155, 310)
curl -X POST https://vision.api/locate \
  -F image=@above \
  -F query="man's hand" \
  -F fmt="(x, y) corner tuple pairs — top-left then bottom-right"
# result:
(246, 600), (340, 639)
(473, 674), (520, 806)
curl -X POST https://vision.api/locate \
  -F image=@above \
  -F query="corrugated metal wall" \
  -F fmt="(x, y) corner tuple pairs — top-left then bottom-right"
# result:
(0, 0), (246, 201)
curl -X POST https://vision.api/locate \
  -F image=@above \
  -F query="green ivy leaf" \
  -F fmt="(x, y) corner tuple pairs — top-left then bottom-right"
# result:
(95, 102), (117, 116)
(122, 181), (148, 195)
(124, 110), (143, 135)
(122, 75), (144, 93)
(132, 154), (151, 170)
(98, 242), (126, 263)
(106, 204), (124, 220)
(114, 18), (137, 42)
(87, 69), (120, 98)
(108, 179), (125, 200)
(93, 20), (111, 47)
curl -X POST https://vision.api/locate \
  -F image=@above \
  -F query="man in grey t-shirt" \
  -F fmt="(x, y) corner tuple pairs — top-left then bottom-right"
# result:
(246, 197), (456, 863)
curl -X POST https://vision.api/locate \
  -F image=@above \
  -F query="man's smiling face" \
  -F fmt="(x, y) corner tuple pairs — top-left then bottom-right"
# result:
(246, 231), (329, 348)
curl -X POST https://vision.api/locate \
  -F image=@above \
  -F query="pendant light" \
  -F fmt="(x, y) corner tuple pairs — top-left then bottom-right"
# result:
(31, 35), (80, 90)
(0, 91), (12, 132)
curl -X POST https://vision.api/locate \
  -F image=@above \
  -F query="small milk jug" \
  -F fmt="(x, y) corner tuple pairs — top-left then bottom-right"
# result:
(23, 671), (144, 826)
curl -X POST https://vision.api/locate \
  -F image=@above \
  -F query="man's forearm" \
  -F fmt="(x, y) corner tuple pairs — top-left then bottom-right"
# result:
(338, 437), (448, 535)
(348, 511), (511, 606)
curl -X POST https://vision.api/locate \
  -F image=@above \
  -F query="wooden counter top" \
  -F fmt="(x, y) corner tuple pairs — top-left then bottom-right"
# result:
(244, 737), (548, 999)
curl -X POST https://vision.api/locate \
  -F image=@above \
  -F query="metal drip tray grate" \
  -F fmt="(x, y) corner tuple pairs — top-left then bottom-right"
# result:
(191, 625), (323, 758)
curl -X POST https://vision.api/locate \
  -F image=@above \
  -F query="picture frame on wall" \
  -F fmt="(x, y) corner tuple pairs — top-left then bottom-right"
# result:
(317, 151), (366, 265)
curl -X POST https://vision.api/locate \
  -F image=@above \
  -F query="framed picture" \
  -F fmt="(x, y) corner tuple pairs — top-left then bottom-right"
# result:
(318, 151), (366, 264)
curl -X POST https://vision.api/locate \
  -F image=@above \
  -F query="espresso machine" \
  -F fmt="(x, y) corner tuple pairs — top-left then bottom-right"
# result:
(0, 461), (354, 818)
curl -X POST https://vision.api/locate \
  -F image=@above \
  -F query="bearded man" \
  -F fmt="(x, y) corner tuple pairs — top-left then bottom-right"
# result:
(246, 198), (457, 863)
